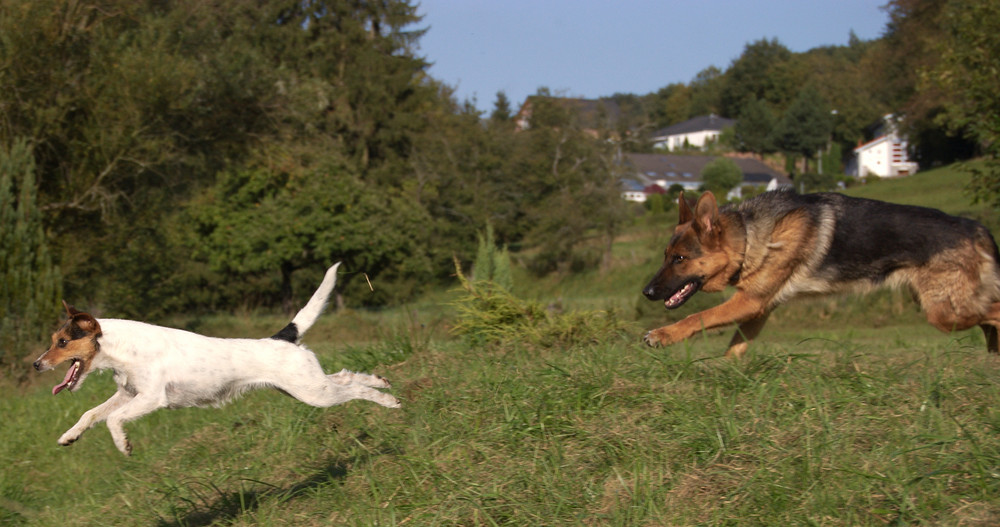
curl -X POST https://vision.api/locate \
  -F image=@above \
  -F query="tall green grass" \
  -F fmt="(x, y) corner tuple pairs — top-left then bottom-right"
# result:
(4, 164), (1000, 525)
(6, 329), (1000, 526)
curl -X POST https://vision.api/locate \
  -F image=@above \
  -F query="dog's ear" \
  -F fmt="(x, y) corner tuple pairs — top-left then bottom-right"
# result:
(62, 300), (81, 318)
(693, 191), (720, 235)
(70, 312), (101, 335)
(62, 300), (100, 335)
(677, 191), (694, 224)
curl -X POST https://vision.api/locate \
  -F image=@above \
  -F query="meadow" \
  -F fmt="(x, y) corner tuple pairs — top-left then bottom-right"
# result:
(4, 163), (1000, 526)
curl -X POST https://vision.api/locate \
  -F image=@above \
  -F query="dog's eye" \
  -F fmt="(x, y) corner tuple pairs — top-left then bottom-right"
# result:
(672, 255), (687, 265)
(58, 339), (68, 348)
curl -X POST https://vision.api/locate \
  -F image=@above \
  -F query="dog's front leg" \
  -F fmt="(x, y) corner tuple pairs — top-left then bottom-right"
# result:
(644, 291), (767, 348)
(724, 311), (772, 359)
(104, 395), (163, 455)
(59, 390), (132, 447)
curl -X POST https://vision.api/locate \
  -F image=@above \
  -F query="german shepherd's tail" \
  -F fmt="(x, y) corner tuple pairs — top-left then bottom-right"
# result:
(270, 263), (341, 344)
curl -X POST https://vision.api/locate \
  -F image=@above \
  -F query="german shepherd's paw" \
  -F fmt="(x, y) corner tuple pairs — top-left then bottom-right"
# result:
(643, 328), (675, 347)
(644, 320), (696, 347)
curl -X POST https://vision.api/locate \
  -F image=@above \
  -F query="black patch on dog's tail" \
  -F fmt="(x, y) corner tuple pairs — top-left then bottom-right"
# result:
(271, 322), (299, 343)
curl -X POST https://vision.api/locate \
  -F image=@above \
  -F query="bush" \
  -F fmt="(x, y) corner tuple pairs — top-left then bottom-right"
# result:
(644, 193), (668, 214)
(701, 157), (743, 195)
(452, 258), (630, 348)
(473, 223), (513, 291)
(798, 171), (838, 192)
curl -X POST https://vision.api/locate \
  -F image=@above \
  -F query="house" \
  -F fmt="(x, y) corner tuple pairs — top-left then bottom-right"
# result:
(619, 153), (791, 202)
(852, 114), (919, 178)
(515, 96), (623, 137)
(650, 114), (735, 151)
(620, 179), (648, 203)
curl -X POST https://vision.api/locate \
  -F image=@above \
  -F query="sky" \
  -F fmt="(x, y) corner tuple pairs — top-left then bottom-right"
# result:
(411, 1), (891, 112)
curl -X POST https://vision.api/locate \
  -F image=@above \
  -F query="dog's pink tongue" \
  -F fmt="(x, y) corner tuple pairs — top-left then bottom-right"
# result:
(52, 363), (78, 395)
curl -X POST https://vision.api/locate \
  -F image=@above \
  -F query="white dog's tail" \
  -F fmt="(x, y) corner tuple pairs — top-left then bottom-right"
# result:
(271, 262), (341, 343)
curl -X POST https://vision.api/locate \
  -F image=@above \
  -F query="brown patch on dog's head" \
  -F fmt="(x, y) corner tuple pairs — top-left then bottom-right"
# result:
(33, 301), (103, 395)
(643, 192), (736, 307)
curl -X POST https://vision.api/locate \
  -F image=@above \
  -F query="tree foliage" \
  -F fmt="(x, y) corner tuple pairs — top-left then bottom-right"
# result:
(0, 0), (991, 319)
(0, 140), (61, 368)
(719, 38), (799, 118)
(733, 97), (777, 155)
(473, 223), (513, 291)
(191, 158), (433, 308)
(930, 0), (1000, 206)
(700, 158), (744, 196)
(771, 87), (834, 172)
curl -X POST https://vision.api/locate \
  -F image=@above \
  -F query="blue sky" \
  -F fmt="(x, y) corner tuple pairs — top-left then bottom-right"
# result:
(412, 1), (891, 112)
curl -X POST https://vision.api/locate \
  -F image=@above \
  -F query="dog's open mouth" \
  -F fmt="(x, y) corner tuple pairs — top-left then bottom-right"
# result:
(664, 280), (700, 309)
(52, 359), (82, 395)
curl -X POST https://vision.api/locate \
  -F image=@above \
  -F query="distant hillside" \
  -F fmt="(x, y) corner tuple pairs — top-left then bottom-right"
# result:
(842, 161), (995, 228)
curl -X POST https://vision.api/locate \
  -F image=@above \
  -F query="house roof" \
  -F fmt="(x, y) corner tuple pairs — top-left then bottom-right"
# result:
(729, 157), (790, 185)
(853, 134), (893, 153)
(620, 179), (645, 192)
(624, 153), (705, 184)
(651, 114), (735, 139)
(622, 153), (790, 187)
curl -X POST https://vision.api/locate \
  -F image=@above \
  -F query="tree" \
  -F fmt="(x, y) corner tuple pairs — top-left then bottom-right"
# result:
(506, 95), (627, 274)
(490, 91), (513, 122)
(733, 97), (777, 156)
(0, 0), (450, 313)
(719, 38), (799, 118)
(649, 83), (693, 128)
(191, 158), (433, 310)
(929, 0), (1000, 207)
(0, 139), (61, 368)
(770, 87), (834, 174)
(688, 66), (725, 116)
(700, 158), (744, 196)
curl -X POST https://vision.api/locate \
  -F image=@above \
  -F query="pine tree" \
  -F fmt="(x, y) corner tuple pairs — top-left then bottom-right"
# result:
(0, 139), (62, 368)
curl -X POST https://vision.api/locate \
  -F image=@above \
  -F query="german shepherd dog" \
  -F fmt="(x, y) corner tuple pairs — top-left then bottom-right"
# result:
(642, 190), (1000, 358)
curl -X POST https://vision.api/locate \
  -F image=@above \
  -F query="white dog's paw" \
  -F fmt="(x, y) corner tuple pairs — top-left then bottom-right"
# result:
(58, 431), (80, 446)
(112, 437), (133, 456)
(373, 375), (392, 389)
(378, 393), (402, 409)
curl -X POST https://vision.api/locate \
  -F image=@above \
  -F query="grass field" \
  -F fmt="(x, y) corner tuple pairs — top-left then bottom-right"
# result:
(4, 163), (1000, 526)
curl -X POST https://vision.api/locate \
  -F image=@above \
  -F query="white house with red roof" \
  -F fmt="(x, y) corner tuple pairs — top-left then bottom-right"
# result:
(853, 114), (919, 178)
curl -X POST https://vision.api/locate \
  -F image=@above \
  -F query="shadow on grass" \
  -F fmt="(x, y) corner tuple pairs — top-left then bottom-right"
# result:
(156, 442), (396, 527)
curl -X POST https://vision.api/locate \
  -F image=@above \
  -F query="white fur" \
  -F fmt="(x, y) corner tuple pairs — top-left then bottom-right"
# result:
(53, 263), (399, 455)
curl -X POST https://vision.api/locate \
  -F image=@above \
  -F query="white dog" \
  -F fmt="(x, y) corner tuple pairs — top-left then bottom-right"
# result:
(33, 263), (399, 455)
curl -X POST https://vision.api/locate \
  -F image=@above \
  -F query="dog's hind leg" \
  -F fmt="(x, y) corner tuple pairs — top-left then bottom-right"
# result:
(278, 369), (400, 409)
(981, 324), (998, 354)
(328, 368), (392, 389)
(979, 301), (1000, 354)
(724, 311), (771, 359)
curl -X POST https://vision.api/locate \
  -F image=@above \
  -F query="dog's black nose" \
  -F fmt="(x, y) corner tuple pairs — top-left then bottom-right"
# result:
(642, 284), (657, 300)
(33, 360), (42, 371)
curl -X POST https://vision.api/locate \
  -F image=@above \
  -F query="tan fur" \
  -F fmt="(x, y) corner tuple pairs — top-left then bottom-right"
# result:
(36, 301), (102, 382)
(643, 191), (1000, 358)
